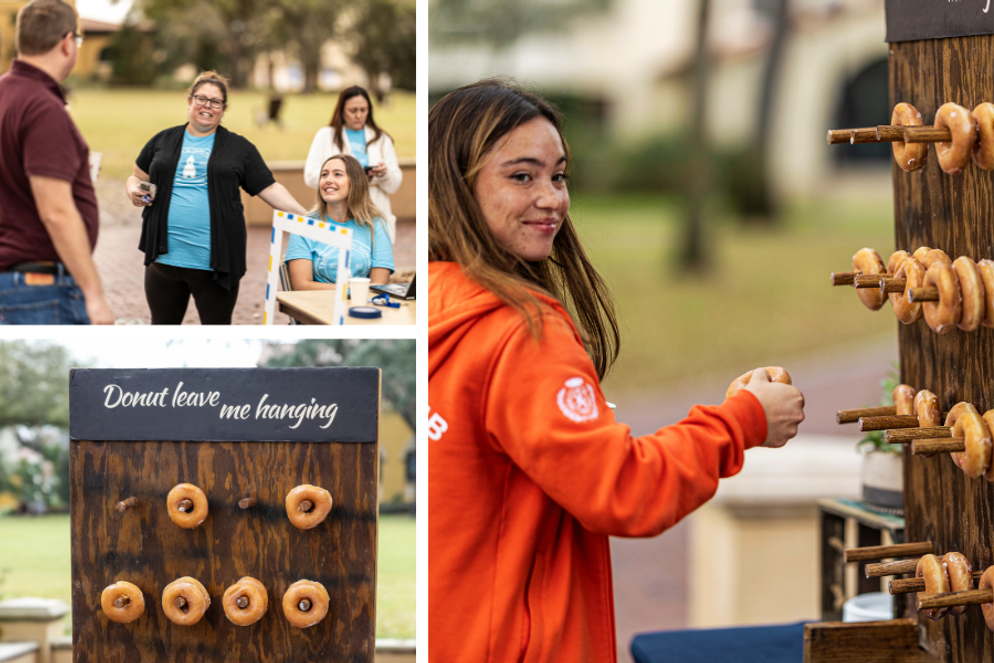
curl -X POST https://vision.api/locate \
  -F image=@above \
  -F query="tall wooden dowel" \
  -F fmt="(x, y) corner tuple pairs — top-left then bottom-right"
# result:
(837, 406), (897, 424)
(886, 427), (952, 443)
(912, 438), (965, 455)
(890, 571), (984, 594)
(880, 277), (906, 293)
(831, 271), (856, 286)
(904, 126), (953, 144)
(827, 129), (878, 145)
(876, 125), (907, 142)
(854, 274), (892, 289)
(908, 287), (940, 303)
(843, 541), (932, 563)
(918, 589), (993, 610)
(859, 415), (920, 432)
(866, 558), (920, 578)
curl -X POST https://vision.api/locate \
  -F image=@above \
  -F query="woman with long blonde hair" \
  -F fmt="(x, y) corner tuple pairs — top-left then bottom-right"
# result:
(428, 78), (806, 663)
(285, 154), (393, 290)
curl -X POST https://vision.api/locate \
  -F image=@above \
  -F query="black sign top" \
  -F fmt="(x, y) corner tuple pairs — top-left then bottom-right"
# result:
(886, 0), (994, 43)
(69, 367), (379, 443)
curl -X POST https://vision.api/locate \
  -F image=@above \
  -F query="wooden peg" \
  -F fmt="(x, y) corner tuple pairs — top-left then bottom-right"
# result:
(831, 271), (856, 286)
(115, 497), (139, 513)
(174, 596), (187, 609)
(858, 415), (920, 432)
(908, 287), (940, 303)
(236, 595), (249, 609)
(918, 588), (993, 610)
(176, 499), (194, 513)
(865, 558), (920, 578)
(890, 571), (985, 594)
(912, 437), (965, 455)
(298, 598), (312, 612)
(298, 500), (314, 513)
(854, 274), (892, 289)
(837, 406), (897, 424)
(843, 541), (932, 563)
(113, 596), (131, 608)
(885, 426), (952, 443)
(238, 488), (257, 510)
(875, 125), (907, 142)
(828, 129), (862, 145)
(904, 126), (953, 144)
(880, 277), (906, 293)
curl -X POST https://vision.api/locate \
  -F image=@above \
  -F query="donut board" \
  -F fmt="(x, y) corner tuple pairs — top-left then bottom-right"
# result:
(264, 209), (353, 326)
(68, 367), (380, 663)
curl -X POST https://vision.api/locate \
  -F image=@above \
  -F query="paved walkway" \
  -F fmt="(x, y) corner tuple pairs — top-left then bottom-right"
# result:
(91, 178), (416, 325)
(609, 338), (898, 661)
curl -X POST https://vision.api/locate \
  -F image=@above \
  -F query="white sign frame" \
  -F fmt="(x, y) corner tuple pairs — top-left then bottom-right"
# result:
(264, 210), (353, 325)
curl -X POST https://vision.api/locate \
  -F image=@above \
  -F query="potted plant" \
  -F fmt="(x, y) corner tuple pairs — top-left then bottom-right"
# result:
(857, 371), (904, 511)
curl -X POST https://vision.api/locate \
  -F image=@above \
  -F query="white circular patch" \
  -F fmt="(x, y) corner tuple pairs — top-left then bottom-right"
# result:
(557, 377), (599, 423)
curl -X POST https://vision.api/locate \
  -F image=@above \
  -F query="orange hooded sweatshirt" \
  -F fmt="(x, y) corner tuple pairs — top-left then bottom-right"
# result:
(428, 261), (768, 663)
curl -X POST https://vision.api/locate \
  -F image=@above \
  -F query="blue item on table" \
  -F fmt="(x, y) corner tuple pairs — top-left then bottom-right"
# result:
(371, 294), (400, 308)
(348, 306), (382, 319)
(630, 621), (807, 663)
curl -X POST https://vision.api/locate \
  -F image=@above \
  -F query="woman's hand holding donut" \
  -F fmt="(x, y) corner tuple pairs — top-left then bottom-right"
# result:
(743, 368), (805, 448)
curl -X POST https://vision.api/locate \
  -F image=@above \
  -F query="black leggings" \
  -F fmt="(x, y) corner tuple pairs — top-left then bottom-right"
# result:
(144, 262), (239, 325)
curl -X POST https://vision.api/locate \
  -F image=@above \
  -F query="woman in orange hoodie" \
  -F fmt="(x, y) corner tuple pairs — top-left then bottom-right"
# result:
(428, 79), (806, 663)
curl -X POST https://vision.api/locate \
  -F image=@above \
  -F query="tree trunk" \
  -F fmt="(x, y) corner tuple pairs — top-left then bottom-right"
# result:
(680, 0), (711, 272)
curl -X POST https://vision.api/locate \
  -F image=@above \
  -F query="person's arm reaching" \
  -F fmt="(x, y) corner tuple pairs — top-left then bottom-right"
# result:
(257, 183), (309, 216)
(743, 368), (805, 448)
(28, 175), (114, 325)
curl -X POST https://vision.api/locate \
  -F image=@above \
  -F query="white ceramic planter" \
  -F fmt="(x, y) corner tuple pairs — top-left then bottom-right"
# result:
(861, 450), (904, 509)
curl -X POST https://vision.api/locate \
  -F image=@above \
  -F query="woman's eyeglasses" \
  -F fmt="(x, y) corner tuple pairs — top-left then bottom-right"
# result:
(192, 94), (225, 110)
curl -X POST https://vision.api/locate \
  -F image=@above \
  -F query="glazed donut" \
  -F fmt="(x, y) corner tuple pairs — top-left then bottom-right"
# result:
(973, 102), (994, 171)
(922, 260), (961, 334)
(223, 577), (268, 626)
(915, 390), (942, 428)
(167, 483), (208, 529)
(982, 411), (994, 482)
(934, 102), (978, 175)
(853, 248), (887, 310)
(285, 484), (333, 530)
(890, 103), (928, 172)
(978, 260), (994, 328)
(887, 250), (911, 277)
(917, 553), (951, 620)
(891, 256), (926, 324)
(954, 256), (985, 332)
(920, 248), (952, 269)
(980, 566), (994, 631)
(953, 410), (991, 479)
(100, 581), (145, 624)
(282, 580), (330, 628)
(912, 246), (934, 263)
(942, 552), (975, 616)
(724, 366), (792, 399)
(161, 576), (210, 626)
(945, 402), (980, 472)
(893, 384), (916, 416)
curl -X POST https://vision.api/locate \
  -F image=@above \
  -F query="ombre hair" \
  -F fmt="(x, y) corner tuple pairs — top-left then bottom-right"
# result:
(329, 86), (388, 152)
(428, 78), (619, 379)
(309, 154), (387, 244)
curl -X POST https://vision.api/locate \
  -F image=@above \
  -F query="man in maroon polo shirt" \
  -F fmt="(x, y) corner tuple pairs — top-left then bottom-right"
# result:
(0, 0), (113, 324)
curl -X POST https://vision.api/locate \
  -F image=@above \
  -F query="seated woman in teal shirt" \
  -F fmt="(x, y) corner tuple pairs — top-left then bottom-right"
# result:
(285, 154), (394, 290)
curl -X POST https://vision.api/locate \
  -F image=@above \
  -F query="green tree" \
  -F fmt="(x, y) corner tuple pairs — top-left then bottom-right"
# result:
(0, 341), (77, 429)
(273, 0), (345, 93)
(350, 0), (416, 97)
(260, 340), (415, 430)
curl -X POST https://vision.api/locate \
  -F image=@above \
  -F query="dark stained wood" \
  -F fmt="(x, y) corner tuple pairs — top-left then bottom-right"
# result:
(891, 33), (994, 663)
(71, 440), (378, 663)
(866, 558), (921, 578)
(891, 571), (985, 594)
(844, 541), (933, 563)
(804, 619), (940, 662)
(859, 415), (921, 431)
(838, 405), (898, 424)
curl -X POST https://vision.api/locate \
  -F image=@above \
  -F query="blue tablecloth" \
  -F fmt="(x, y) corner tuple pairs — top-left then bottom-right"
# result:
(630, 621), (807, 663)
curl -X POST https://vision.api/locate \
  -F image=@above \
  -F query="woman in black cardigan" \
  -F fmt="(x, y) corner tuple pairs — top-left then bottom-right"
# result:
(125, 71), (308, 324)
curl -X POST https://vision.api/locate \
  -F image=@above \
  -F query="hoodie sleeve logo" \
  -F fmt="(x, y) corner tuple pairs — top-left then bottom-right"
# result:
(557, 377), (599, 423)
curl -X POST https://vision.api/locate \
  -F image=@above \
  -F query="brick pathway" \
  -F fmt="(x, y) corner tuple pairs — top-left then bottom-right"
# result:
(91, 178), (416, 325)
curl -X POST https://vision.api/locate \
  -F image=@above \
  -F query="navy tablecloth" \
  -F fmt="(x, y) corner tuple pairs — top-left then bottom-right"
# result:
(630, 621), (807, 663)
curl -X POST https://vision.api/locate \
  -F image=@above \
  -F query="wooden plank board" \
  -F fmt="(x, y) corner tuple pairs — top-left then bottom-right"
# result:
(804, 619), (939, 662)
(890, 34), (994, 662)
(70, 440), (377, 663)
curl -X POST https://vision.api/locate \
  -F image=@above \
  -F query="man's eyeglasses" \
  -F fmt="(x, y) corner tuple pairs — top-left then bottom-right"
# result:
(69, 32), (83, 48)
(192, 94), (225, 110)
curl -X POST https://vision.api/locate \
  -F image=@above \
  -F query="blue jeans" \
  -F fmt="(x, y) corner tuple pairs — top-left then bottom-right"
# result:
(0, 269), (90, 324)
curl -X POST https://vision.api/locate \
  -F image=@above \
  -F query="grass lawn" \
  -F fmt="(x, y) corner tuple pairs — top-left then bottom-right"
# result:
(568, 193), (898, 394)
(0, 513), (415, 639)
(68, 88), (416, 181)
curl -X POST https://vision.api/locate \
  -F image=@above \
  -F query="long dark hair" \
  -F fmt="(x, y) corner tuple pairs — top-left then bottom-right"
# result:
(429, 78), (620, 379)
(329, 86), (388, 152)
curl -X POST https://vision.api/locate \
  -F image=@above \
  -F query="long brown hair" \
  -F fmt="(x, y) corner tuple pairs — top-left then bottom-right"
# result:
(309, 154), (386, 245)
(429, 78), (620, 379)
(329, 86), (388, 152)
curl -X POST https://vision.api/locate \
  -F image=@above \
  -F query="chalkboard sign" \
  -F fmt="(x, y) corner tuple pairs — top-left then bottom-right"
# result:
(886, 0), (994, 43)
(69, 367), (379, 443)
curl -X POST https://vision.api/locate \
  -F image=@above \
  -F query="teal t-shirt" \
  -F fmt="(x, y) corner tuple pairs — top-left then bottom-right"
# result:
(284, 216), (393, 283)
(158, 130), (215, 270)
(346, 128), (368, 167)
